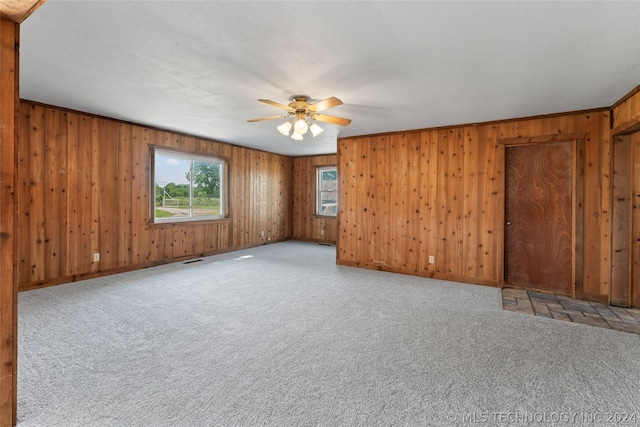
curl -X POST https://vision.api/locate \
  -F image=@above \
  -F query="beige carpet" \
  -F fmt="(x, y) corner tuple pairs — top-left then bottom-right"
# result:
(18, 241), (640, 426)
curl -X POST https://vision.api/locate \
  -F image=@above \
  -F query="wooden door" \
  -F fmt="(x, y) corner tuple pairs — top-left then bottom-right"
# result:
(505, 142), (574, 295)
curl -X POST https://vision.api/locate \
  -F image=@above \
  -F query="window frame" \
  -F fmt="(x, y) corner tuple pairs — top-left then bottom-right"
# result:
(316, 165), (338, 217)
(150, 145), (228, 224)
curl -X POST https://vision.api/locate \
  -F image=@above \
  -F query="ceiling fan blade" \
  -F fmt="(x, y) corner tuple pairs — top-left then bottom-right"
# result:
(309, 96), (343, 112)
(247, 115), (285, 123)
(312, 114), (351, 126)
(258, 99), (294, 112)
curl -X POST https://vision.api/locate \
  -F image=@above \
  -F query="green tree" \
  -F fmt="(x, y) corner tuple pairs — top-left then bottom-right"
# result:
(186, 161), (220, 198)
(164, 182), (190, 198)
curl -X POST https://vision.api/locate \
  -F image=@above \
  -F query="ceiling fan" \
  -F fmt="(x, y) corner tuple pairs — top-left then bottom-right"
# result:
(247, 95), (351, 141)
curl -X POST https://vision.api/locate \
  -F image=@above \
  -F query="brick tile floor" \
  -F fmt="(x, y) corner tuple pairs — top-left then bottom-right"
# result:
(502, 288), (640, 335)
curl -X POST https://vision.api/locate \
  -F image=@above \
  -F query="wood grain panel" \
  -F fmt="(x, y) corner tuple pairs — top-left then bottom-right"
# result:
(338, 138), (357, 262)
(462, 127), (480, 279)
(479, 125), (502, 282)
(44, 108), (67, 279)
(130, 126), (149, 265)
(632, 131), (640, 308)
(27, 103), (45, 282)
(0, 0), (44, 23)
(17, 100), (292, 291)
(0, 17), (18, 427)
(117, 123), (133, 267)
(17, 103), (31, 283)
(291, 154), (337, 243)
(436, 129), (465, 278)
(418, 131), (438, 276)
(574, 114), (609, 298)
(505, 142), (573, 294)
(65, 112), (84, 275)
(612, 85), (640, 135)
(367, 135), (387, 266)
(611, 135), (632, 306)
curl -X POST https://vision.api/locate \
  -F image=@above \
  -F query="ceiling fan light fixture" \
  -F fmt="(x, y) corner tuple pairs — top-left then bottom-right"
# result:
(248, 95), (350, 142)
(309, 123), (324, 137)
(294, 118), (308, 135)
(276, 121), (292, 136)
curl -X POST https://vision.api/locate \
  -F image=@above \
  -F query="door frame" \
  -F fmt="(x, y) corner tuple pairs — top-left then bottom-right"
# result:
(610, 124), (640, 307)
(497, 133), (586, 298)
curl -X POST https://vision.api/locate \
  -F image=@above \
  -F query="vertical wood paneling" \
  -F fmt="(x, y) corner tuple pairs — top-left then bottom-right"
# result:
(387, 133), (420, 272)
(579, 112), (609, 299)
(17, 101), (292, 290)
(611, 135), (631, 306)
(277, 154), (292, 240)
(291, 154), (337, 243)
(130, 126), (149, 265)
(612, 86), (640, 132)
(478, 125), (501, 282)
(436, 129), (465, 279)
(337, 110), (613, 294)
(632, 131), (640, 308)
(117, 124), (133, 267)
(406, 133), (421, 272)
(418, 131), (438, 276)
(338, 138), (357, 262)
(43, 108), (67, 280)
(97, 118), (120, 270)
(370, 136), (388, 266)
(89, 118), (101, 272)
(462, 126), (479, 279)
(599, 113), (612, 298)
(17, 103), (31, 282)
(388, 135), (405, 269)
(65, 112), (81, 275)
(0, 18), (19, 426)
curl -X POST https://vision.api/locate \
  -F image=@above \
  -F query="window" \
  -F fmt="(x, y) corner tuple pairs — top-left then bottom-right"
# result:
(317, 166), (338, 216)
(152, 147), (226, 223)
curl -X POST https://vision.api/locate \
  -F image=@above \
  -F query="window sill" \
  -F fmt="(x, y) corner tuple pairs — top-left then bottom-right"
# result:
(149, 217), (232, 229)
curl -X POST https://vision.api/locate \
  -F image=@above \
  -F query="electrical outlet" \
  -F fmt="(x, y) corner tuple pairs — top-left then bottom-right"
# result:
(320, 229), (324, 235)
(93, 253), (100, 262)
(429, 255), (434, 264)
(261, 231), (265, 237)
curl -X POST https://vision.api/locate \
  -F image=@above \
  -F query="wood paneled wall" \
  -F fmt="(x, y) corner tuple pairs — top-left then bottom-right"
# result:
(611, 86), (640, 307)
(17, 101), (292, 291)
(612, 85), (640, 135)
(292, 155), (338, 243)
(337, 110), (613, 302)
(16, 85), (640, 307)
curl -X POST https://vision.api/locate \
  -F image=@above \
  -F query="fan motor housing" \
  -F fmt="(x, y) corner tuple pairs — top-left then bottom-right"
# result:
(289, 95), (311, 113)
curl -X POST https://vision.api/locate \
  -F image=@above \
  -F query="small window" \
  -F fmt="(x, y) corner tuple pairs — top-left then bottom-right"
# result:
(152, 147), (226, 223)
(317, 166), (338, 216)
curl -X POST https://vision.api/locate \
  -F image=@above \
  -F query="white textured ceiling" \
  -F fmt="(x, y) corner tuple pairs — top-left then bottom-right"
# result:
(20, 0), (640, 156)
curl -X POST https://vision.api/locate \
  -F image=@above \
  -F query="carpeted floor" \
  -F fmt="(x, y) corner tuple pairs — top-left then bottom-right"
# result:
(17, 241), (640, 426)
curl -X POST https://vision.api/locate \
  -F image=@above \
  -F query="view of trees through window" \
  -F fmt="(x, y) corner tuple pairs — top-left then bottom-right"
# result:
(154, 149), (225, 222)
(317, 166), (338, 216)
